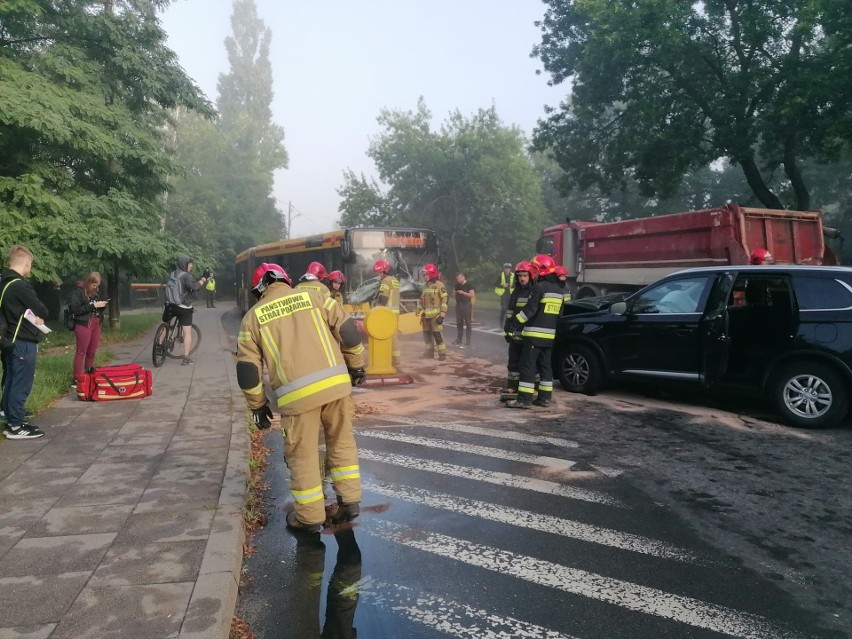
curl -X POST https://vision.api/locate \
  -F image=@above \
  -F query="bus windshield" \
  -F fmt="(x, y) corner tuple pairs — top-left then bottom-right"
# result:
(345, 229), (441, 304)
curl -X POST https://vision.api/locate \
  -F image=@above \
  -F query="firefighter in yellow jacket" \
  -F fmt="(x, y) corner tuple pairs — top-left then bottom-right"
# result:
(372, 259), (401, 365)
(416, 263), (448, 360)
(237, 263), (366, 532)
(296, 261), (331, 299)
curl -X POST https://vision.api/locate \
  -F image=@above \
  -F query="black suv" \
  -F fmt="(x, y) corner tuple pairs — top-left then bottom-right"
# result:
(554, 266), (852, 428)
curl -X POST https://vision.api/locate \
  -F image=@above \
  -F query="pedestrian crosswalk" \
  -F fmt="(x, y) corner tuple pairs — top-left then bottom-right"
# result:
(350, 418), (810, 639)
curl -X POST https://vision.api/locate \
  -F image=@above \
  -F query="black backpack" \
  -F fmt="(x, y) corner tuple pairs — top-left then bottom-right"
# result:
(0, 278), (22, 350)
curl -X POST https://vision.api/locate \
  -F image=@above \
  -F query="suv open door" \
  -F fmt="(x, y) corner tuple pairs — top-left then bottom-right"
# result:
(701, 272), (735, 386)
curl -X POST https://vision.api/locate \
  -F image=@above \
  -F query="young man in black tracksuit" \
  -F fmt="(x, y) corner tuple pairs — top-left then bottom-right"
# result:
(505, 254), (563, 409)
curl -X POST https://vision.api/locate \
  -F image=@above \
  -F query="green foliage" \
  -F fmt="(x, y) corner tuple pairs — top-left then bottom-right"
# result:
(338, 98), (549, 274)
(0, 0), (211, 282)
(532, 0), (852, 211)
(164, 0), (288, 290)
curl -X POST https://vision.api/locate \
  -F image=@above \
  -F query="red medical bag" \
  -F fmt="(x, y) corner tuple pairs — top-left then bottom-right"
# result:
(76, 363), (153, 401)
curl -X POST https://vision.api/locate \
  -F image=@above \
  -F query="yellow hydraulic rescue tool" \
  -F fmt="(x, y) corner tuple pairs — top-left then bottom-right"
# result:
(361, 306), (414, 385)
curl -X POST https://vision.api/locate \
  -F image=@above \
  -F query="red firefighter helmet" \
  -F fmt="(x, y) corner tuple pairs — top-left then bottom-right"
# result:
(305, 261), (328, 280)
(515, 261), (533, 274)
(423, 263), (439, 280)
(531, 253), (556, 276)
(251, 263), (291, 298)
(554, 265), (568, 277)
(373, 259), (391, 275)
(749, 248), (775, 265)
(328, 270), (345, 284)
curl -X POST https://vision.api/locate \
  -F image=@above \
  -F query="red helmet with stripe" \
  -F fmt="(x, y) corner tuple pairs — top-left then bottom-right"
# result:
(329, 270), (345, 284)
(423, 263), (439, 280)
(531, 254), (556, 276)
(373, 259), (391, 275)
(305, 261), (327, 280)
(515, 261), (533, 274)
(554, 265), (568, 277)
(749, 248), (775, 265)
(251, 263), (291, 298)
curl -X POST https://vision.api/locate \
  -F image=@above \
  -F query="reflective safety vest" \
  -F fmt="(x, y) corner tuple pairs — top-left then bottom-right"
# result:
(236, 282), (364, 415)
(417, 279), (448, 318)
(205, 278), (216, 292)
(376, 275), (400, 314)
(494, 271), (514, 296)
(514, 279), (563, 346)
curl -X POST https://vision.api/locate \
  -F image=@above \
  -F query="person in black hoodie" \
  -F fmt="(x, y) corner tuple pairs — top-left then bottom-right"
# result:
(69, 272), (108, 385)
(1, 245), (49, 439)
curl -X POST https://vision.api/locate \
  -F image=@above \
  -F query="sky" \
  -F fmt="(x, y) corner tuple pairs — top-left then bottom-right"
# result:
(160, 0), (565, 237)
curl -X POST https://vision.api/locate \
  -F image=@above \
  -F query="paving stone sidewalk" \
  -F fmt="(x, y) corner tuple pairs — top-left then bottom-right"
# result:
(0, 308), (248, 639)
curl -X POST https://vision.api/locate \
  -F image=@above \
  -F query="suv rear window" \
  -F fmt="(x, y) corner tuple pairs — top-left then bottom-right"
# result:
(792, 276), (852, 310)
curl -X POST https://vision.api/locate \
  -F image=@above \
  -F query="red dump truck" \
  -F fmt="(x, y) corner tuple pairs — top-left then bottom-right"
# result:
(537, 204), (838, 299)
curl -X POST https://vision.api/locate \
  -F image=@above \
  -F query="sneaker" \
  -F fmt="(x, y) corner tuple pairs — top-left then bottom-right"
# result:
(181, 357), (194, 366)
(330, 500), (360, 525)
(286, 510), (322, 533)
(452, 339), (462, 345)
(4, 424), (45, 440)
(505, 399), (533, 409)
(458, 344), (466, 350)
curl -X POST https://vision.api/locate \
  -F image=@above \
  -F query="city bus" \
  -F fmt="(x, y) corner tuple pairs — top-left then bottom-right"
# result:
(234, 227), (443, 313)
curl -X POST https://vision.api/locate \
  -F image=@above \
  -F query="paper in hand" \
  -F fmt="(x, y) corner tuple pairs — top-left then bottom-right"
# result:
(24, 309), (51, 334)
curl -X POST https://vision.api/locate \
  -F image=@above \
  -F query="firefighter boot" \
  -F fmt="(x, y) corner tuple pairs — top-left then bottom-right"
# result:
(423, 349), (434, 360)
(499, 378), (519, 402)
(533, 391), (552, 408)
(286, 510), (323, 534)
(506, 396), (533, 409)
(438, 353), (447, 361)
(330, 496), (360, 525)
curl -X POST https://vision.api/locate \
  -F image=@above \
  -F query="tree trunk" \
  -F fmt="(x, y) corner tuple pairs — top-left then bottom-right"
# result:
(737, 155), (785, 209)
(108, 260), (121, 330)
(783, 141), (810, 211)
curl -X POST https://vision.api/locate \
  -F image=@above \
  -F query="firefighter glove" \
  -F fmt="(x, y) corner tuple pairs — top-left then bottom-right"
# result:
(504, 333), (513, 344)
(252, 404), (273, 430)
(349, 367), (367, 386)
(436, 315), (444, 325)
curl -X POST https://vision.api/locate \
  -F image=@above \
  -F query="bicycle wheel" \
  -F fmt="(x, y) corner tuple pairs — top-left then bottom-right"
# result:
(166, 323), (202, 358)
(188, 324), (201, 355)
(152, 323), (168, 367)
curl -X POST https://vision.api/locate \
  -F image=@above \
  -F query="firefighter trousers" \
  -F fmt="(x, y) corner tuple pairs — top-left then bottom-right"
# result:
(506, 340), (523, 390)
(283, 396), (361, 525)
(518, 341), (553, 401)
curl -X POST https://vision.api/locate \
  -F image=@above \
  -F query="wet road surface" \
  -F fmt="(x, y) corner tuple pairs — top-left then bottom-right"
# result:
(229, 312), (851, 638)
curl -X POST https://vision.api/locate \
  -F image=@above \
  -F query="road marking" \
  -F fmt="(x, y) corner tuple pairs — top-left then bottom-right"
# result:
(358, 449), (625, 507)
(359, 429), (579, 473)
(363, 481), (705, 564)
(367, 417), (581, 448)
(371, 522), (801, 639)
(366, 414), (466, 427)
(358, 579), (579, 639)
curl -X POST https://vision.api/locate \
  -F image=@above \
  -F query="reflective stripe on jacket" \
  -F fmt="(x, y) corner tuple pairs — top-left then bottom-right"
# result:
(417, 279), (448, 318)
(296, 280), (331, 299)
(237, 282), (364, 415)
(504, 282), (531, 341)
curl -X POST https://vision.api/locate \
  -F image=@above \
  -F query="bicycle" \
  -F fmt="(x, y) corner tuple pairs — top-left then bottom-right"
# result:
(152, 306), (202, 367)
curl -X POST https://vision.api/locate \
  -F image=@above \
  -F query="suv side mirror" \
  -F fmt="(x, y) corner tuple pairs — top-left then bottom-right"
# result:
(610, 301), (628, 315)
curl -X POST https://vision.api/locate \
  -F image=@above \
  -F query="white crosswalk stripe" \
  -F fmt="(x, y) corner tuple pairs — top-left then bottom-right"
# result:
(358, 579), (580, 639)
(358, 448), (625, 506)
(363, 480), (707, 564)
(371, 521), (802, 639)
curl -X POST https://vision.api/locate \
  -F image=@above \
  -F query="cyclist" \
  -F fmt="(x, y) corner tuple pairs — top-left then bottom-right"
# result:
(164, 256), (207, 365)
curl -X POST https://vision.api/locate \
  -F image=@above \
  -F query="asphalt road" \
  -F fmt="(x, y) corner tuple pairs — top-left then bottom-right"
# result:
(226, 309), (851, 638)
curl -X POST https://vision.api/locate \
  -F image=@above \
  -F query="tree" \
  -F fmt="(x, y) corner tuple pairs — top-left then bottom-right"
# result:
(532, 0), (852, 211)
(0, 0), (210, 308)
(214, 0), (287, 250)
(338, 99), (549, 280)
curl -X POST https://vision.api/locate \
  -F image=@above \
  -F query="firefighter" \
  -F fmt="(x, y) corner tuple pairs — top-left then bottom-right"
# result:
(500, 261), (535, 402)
(372, 259), (401, 365)
(554, 265), (572, 310)
(494, 262), (515, 327)
(506, 254), (562, 408)
(416, 263), (448, 360)
(297, 261), (331, 299)
(236, 263), (366, 532)
(329, 271), (346, 303)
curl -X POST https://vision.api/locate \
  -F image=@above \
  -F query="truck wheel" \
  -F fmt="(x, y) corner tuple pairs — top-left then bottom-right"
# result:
(555, 344), (603, 394)
(772, 361), (849, 429)
(576, 286), (600, 299)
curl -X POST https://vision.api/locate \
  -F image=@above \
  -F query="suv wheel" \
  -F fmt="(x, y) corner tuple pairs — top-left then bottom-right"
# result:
(772, 362), (849, 429)
(555, 344), (603, 394)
